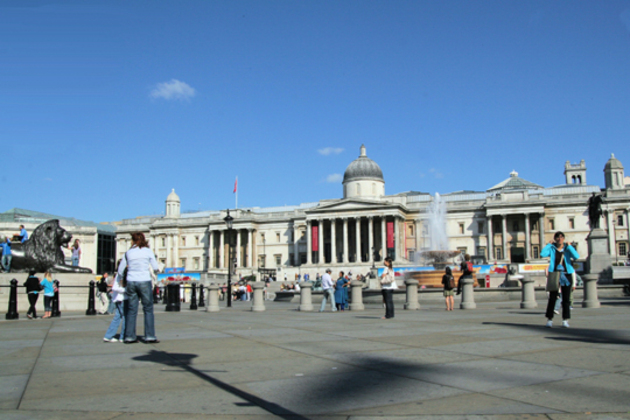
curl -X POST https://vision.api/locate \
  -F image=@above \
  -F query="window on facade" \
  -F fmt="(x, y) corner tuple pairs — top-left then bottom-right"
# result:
(548, 218), (555, 230)
(161, 237), (165, 247)
(408, 224), (414, 237)
(459, 223), (465, 235)
(276, 232), (281, 242)
(512, 221), (519, 231)
(619, 242), (627, 256)
(618, 215), (624, 227)
(180, 258), (186, 268)
(195, 236), (200, 246)
(181, 237), (186, 246)
(275, 255), (281, 266)
(477, 246), (486, 258)
(193, 258), (200, 270)
(457, 247), (467, 254)
(160, 258), (166, 266)
(260, 255), (266, 267)
(569, 218), (575, 229)
(477, 222), (484, 234)
(408, 250), (415, 260)
(533, 245), (540, 259)
(261, 233), (265, 242)
(532, 220), (539, 231)
(495, 247), (503, 260)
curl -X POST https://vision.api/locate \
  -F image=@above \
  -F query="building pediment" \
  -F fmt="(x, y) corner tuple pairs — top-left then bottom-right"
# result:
(306, 198), (405, 216)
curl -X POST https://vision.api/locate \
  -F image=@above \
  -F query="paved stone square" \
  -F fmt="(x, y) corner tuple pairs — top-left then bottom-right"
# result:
(1, 297), (629, 420)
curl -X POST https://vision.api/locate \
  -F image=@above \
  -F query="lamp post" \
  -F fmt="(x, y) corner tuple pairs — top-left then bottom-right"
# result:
(224, 209), (234, 308)
(371, 246), (376, 269)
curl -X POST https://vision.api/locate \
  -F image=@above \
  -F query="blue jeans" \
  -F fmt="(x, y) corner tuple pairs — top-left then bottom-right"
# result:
(105, 301), (126, 340)
(1, 254), (11, 272)
(124, 281), (156, 341)
(320, 289), (337, 312)
(71, 257), (79, 266)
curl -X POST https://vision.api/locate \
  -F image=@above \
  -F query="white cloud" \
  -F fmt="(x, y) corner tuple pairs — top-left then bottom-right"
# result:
(326, 173), (343, 183)
(318, 147), (344, 156)
(428, 168), (443, 179)
(150, 79), (196, 100)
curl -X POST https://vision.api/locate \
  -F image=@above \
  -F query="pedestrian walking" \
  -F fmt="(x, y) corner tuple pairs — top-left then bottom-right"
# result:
(442, 266), (455, 311)
(117, 232), (160, 344)
(379, 257), (397, 319)
(334, 271), (349, 311)
(24, 270), (40, 319)
(104, 274), (126, 343)
(40, 272), (55, 319)
(542, 231), (579, 328)
(319, 269), (337, 312)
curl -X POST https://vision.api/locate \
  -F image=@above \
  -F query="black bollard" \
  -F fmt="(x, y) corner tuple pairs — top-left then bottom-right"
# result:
(198, 284), (205, 308)
(51, 280), (61, 317)
(86, 280), (97, 316)
(163, 285), (169, 305)
(190, 283), (198, 310)
(5, 279), (19, 320)
(153, 285), (158, 304)
(165, 283), (181, 312)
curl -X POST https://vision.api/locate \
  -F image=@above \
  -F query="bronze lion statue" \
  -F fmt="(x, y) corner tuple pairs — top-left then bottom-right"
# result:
(8, 220), (92, 273)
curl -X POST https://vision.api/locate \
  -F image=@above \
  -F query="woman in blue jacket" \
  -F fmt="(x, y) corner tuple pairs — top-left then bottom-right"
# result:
(541, 231), (579, 328)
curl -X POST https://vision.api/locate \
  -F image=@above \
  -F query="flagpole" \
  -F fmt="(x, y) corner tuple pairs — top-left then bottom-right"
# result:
(235, 176), (238, 209)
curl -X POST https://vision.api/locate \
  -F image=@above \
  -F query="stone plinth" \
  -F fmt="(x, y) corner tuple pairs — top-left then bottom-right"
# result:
(206, 284), (220, 312)
(298, 281), (314, 311)
(404, 279), (420, 310)
(349, 281), (364, 311)
(586, 228), (613, 283)
(251, 282), (265, 312)
(460, 276), (476, 309)
(582, 274), (601, 308)
(519, 276), (537, 309)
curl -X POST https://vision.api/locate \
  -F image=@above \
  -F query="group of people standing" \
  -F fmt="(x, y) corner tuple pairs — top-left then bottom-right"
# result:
(23, 271), (56, 319)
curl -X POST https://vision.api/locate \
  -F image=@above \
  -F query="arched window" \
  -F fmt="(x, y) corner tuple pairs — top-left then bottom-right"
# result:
(577, 175), (582, 184)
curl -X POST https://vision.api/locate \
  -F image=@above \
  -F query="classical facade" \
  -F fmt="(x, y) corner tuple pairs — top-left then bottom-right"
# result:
(114, 147), (630, 277)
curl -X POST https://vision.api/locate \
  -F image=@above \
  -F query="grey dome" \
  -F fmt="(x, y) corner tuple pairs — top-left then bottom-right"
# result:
(343, 145), (384, 183)
(604, 153), (623, 170)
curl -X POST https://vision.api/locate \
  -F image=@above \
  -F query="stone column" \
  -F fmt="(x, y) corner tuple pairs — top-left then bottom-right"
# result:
(166, 234), (172, 267)
(501, 215), (507, 262)
(248, 229), (253, 268)
(393, 217), (399, 261)
(581, 274), (601, 308)
(219, 230), (224, 269)
(460, 277), (476, 309)
(251, 282), (265, 312)
(293, 226), (299, 266)
(404, 279), (420, 310)
(627, 209), (630, 256)
(174, 233), (179, 268)
(606, 209), (615, 255)
(519, 275), (537, 309)
(368, 216), (374, 264)
(355, 217), (362, 262)
(236, 229), (242, 268)
(318, 219), (324, 264)
(331, 219), (337, 264)
(487, 217), (494, 261)
(306, 221), (312, 265)
(206, 283), (220, 312)
(539, 212), (545, 250)
(524, 213), (531, 261)
(343, 218), (349, 263)
(298, 281), (313, 311)
(349, 280), (364, 311)
(381, 216), (387, 260)
(414, 219), (421, 256)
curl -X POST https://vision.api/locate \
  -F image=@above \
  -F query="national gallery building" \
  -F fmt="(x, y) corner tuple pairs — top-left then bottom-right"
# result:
(113, 146), (630, 278)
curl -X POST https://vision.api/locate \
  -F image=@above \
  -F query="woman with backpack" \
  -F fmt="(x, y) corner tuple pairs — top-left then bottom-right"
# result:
(442, 267), (455, 311)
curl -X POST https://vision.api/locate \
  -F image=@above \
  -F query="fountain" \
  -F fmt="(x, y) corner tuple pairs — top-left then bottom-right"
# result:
(406, 193), (477, 287)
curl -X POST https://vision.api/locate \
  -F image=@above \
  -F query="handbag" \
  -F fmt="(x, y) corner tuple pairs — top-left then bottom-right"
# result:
(545, 253), (564, 292)
(121, 251), (129, 288)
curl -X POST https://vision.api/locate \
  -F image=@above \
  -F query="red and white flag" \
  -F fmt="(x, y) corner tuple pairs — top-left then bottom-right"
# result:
(233, 177), (238, 193)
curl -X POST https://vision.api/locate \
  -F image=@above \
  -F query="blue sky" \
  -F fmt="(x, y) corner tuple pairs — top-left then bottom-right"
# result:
(2, 1), (629, 223)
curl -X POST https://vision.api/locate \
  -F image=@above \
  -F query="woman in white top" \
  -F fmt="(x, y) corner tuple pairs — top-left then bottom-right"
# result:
(103, 273), (126, 342)
(380, 257), (398, 319)
(117, 232), (159, 344)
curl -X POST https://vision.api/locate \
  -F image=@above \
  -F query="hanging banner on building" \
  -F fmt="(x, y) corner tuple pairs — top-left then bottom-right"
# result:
(312, 224), (319, 252)
(157, 273), (200, 283)
(164, 267), (185, 274)
(387, 221), (394, 249)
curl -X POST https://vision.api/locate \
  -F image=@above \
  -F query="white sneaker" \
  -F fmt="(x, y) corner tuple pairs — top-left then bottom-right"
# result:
(561, 320), (570, 328)
(103, 337), (118, 343)
(545, 320), (553, 328)
(553, 310), (559, 315)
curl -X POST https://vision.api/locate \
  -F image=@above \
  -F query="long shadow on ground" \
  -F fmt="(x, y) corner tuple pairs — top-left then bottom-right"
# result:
(483, 322), (630, 346)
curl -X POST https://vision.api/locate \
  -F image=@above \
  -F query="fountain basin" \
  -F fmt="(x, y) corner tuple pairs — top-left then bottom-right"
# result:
(405, 270), (479, 288)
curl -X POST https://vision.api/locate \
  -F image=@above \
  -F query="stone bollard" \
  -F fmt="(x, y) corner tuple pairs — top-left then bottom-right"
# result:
(349, 281), (365, 311)
(206, 283), (220, 312)
(52, 280), (61, 317)
(251, 282), (266, 312)
(460, 276), (476, 309)
(581, 274), (601, 308)
(5, 279), (19, 320)
(86, 280), (97, 316)
(298, 281), (314, 311)
(198, 284), (205, 308)
(165, 283), (181, 312)
(519, 276), (538, 309)
(190, 283), (198, 310)
(404, 279), (420, 310)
